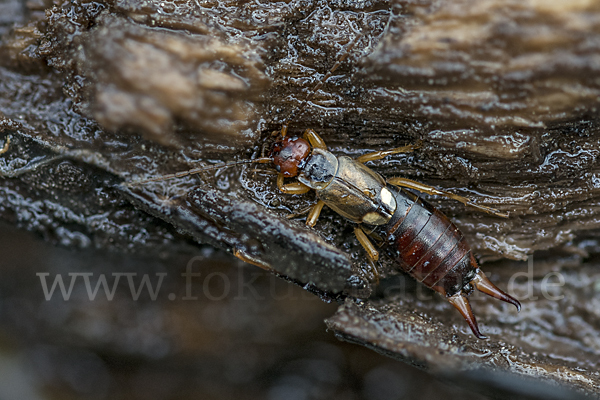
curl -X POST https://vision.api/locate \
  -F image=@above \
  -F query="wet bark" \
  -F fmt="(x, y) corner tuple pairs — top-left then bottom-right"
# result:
(1, 0), (600, 397)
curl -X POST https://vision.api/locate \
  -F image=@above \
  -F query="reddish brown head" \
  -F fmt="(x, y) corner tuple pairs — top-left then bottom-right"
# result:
(271, 137), (311, 177)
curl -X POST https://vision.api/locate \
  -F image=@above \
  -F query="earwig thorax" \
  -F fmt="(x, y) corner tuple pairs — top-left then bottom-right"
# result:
(271, 137), (311, 178)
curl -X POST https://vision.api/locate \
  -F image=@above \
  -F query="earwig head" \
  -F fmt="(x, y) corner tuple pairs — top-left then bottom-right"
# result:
(270, 136), (311, 178)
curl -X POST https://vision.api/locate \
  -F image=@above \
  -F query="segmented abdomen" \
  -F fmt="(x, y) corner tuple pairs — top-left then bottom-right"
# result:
(371, 187), (477, 297)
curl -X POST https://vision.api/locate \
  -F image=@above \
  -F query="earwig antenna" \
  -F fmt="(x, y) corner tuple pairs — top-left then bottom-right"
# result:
(128, 157), (273, 185)
(281, 33), (363, 137)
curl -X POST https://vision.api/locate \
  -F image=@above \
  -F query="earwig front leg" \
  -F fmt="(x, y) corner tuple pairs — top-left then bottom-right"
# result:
(354, 227), (379, 261)
(303, 129), (328, 150)
(387, 177), (508, 218)
(305, 200), (326, 227)
(277, 173), (311, 194)
(355, 141), (421, 164)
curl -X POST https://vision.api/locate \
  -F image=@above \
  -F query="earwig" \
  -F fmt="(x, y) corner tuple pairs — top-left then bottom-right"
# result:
(270, 131), (519, 339)
(129, 34), (520, 339)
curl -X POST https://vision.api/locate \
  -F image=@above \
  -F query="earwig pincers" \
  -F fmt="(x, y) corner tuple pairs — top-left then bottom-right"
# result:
(130, 35), (520, 339)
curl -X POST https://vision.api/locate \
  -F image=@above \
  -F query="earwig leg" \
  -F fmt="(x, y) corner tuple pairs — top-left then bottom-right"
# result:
(303, 129), (328, 150)
(306, 200), (326, 227)
(471, 268), (521, 311)
(355, 140), (422, 164)
(233, 248), (272, 271)
(0, 136), (10, 155)
(277, 173), (311, 194)
(354, 227), (379, 261)
(447, 293), (487, 339)
(387, 177), (509, 218)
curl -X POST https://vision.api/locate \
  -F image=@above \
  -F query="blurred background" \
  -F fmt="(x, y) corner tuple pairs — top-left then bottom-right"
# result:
(0, 220), (497, 400)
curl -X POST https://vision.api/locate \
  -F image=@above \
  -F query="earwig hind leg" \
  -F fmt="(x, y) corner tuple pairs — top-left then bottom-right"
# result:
(355, 140), (422, 164)
(387, 177), (509, 218)
(0, 136), (10, 155)
(303, 129), (327, 150)
(277, 173), (311, 194)
(354, 227), (379, 262)
(447, 293), (487, 339)
(306, 200), (326, 227)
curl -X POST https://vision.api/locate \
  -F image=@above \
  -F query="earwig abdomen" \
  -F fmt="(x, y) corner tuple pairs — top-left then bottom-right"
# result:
(363, 185), (518, 338)
(367, 186), (474, 297)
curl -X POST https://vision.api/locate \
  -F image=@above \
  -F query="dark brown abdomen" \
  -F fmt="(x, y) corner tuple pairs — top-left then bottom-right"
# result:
(366, 186), (477, 297)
